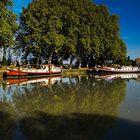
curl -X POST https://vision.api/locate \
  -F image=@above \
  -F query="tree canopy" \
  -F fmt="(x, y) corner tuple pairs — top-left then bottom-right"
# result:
(16, 0), (127, 66)
(0, 0), (17, 64)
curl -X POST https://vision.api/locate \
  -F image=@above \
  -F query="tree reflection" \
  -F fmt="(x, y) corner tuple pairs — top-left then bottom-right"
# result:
(0, 103), (16, 140)
(0, 76), (127, 140)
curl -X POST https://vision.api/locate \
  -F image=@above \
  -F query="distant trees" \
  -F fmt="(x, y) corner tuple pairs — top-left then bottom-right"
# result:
(16, 0), (127, 66)
(0, 0), (17, 65)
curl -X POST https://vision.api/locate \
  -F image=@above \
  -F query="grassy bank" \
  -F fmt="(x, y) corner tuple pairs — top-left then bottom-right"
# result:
(0, 66), (6, 79)
(62, 68), (89, 76)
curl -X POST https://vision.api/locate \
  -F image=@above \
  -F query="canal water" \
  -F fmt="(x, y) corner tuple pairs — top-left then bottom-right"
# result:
(0, 74), (140, 140)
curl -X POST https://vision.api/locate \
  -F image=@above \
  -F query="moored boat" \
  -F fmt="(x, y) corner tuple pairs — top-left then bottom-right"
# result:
(3, 64), (62, 78)
(94, 66), (140, 74)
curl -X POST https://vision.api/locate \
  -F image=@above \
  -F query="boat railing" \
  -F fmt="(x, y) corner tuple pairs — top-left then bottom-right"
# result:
(7, 64), (62, 73)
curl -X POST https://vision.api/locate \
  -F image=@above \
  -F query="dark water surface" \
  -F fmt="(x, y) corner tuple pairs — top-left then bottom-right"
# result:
(0, 74), (140, 140)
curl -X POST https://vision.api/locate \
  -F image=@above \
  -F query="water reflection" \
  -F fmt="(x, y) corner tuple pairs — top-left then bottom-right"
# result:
(95, 73), (140, 80)
(6, 76), (61, 87)
(0, 77), (61, 103)
(0, 75), (139, 140)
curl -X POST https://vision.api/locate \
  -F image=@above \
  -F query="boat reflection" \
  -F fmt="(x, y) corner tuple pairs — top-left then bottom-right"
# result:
(95, 73), (140, 80)
(6, 76), (62, 87)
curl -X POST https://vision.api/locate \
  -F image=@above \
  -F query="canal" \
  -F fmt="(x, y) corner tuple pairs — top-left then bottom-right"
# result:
(0, 74), (140, 140)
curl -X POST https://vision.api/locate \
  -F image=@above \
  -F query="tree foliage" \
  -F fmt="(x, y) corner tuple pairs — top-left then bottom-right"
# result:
(0, 0), (17, 64)
(17, 0), (127, 66)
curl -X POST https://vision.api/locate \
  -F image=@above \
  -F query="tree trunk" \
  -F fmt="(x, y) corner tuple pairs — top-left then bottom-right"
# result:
(7, 48), (11, 66)
(2, 47), (7, 65)
(69, 55), (74, 69)
(48, 53), (52, 64)
(36, 54), (40, 68)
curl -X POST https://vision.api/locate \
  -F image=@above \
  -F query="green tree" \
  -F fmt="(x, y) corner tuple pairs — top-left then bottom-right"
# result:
(17, 0), (127, 66)
(0, 0), (17, 65)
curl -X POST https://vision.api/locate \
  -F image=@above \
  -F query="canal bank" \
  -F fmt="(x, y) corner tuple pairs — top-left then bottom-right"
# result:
(62, 68), (92, 76)
(0, 67), (6, 80)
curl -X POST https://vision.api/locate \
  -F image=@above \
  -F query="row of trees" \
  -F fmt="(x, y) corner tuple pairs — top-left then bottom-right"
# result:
(1, 0), (127, 67)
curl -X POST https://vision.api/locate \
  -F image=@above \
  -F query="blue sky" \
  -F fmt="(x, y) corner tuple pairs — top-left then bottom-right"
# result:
(13, 0), (140, 59)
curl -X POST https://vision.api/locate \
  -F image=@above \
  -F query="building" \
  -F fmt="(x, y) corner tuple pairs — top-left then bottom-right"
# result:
(135, 57), (140, 67)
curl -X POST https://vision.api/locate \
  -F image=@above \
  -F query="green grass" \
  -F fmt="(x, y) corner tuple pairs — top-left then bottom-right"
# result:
(62, 68), (88, 76)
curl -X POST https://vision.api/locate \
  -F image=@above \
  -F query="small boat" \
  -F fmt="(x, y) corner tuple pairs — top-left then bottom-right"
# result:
(3, 64), (62, 78)
(94, 66), (140, 74)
